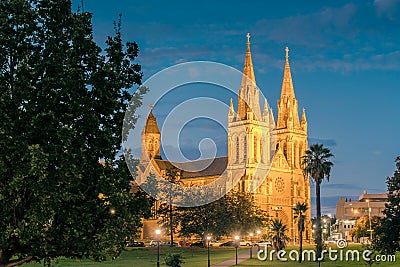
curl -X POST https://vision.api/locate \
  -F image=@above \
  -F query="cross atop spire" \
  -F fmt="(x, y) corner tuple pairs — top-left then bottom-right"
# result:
(285, 46), (289, 60)
(246, 32), (251, 43)
(149, 104), (153, 110)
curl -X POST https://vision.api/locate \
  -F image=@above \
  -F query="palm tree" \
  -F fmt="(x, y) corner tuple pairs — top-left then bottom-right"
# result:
(293, 202), (308, 263)
(269, 219), (290, 251)
(302, 143), (334, 260)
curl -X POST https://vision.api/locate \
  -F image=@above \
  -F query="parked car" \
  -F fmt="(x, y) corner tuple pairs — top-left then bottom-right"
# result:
(178, 240), (191, 247)
(149, 240), (161, 247)
(239, 239), (252, 246)
(219, 241), (235, 247)
(254, 240), (272, 248)
(126, 241), (145, 247)
(161, 241), (178, 247)
(190, 241), (205, 247)
(324, 239), (337, 245)
(209, 240), (222, 247)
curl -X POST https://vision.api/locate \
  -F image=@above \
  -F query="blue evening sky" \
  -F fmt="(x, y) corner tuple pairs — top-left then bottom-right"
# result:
(73, 0), (400, 215)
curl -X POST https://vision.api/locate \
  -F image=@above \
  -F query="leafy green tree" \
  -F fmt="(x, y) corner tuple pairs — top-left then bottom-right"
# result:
(301, 143), (334, 259)
(349, 215), (380, 241)
(177, 190), (267, 239)
(293, 202), (308, 263)
(268, 219), (290, 251)
(0, 1), (149, 266)
(374, 156), (400, 253)
(158, 168), (183, 247)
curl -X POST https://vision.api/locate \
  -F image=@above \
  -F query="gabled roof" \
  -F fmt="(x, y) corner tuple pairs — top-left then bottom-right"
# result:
(153, 156), (228, 179)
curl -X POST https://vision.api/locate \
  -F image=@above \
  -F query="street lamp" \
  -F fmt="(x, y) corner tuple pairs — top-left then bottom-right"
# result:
(207, 235), (211, 267)
(256, 230), (261, 242)
(234, 235), (239, 265)
(366, 199), (373, 241)
(249, 233), (253, 259)
(155, 229), (161, 267)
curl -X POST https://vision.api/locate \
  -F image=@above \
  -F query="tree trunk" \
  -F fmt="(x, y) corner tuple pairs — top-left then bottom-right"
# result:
(298, 217), (304, 263)
(169, 204), (174, 247)
(299, 229), (303, 263)
(316, 182), (322, 260)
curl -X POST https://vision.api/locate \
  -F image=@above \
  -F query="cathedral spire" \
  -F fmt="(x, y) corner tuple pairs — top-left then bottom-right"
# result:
(277, 47), (301, 129)
(237, 33), (261, 120)
(144, 104), (160, 134)
(241, 33), (256, 86)
(280, 47), (295, 99)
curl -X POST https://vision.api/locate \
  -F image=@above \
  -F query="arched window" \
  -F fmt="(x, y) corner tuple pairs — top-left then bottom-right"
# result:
(236, 136), (240, 163)
(254, 136), (258, 162)
(243, 135), (247, 162)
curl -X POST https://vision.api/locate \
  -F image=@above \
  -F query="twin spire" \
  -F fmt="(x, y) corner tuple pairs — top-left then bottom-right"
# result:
(242, 33), (256, 86)
(280, 46), (296, 99)
(234, 34), (306, 130)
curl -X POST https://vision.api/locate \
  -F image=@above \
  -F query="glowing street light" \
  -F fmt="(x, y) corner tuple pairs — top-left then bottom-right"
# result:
(249, 233), (253, 259)
(256, 230), (261, 242)
(234, 235), (240, 265)
(155, 229), (161, 267)
(366, 199), (373, 241)
(207, 235), (211, 267)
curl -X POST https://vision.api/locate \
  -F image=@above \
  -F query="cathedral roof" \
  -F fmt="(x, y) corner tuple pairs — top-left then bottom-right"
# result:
(153, 156), (228, 179)
(144, 106), (160, 134)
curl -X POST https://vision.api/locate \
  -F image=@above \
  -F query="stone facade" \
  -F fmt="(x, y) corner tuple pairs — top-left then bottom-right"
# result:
(137, 35), (311, 242)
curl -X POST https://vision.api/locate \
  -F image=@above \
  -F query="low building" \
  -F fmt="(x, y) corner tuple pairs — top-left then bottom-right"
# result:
(331, 190), (388, 241)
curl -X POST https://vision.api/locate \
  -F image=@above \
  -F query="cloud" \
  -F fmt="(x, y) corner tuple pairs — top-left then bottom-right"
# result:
(299, 49), (400, 72)
(374, 0), (400, 19)
(254, 3), (358, 48)
(309, 138), (337, 147)
(322, 183), (363, 190)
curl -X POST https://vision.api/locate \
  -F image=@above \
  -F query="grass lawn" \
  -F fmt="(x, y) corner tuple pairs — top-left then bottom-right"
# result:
(24, 244), (400, 267)
(26, 246), (245, 267)
(238, 244), (399, 267)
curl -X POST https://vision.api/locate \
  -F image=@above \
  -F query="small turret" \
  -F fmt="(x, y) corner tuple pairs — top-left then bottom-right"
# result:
(141, 105), (161, 160)
(262, 98), (269, 123)
(228, 98), (235, 122)
(269, 107), (275, 129)
(301, 107), (307, 132)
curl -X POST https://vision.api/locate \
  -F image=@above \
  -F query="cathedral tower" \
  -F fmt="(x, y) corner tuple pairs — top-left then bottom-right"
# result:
(140, 105), (161, 161)
(227, 34), (274, 192)
(276, 47), (308, 170)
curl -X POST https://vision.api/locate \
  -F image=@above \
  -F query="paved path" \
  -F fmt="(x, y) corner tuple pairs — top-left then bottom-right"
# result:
(211, 249), (253, 267)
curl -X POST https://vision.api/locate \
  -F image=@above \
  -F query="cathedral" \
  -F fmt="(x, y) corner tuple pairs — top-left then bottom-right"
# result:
(137, 35), (311, 243)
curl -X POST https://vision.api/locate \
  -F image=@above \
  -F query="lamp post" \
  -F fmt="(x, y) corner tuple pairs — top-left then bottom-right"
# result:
(207, 235), (211, 267)
(366, 199), (373, 241)
(155, 229), (161, 267)
(234, 235), (239, 265)
(256, 230), (261, 242)
(249, 233), (253, 259)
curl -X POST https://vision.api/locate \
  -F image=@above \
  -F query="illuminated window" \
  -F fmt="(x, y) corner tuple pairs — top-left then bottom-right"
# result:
(254, 136), (257, 161)
(243, 135), (247, 161)
(236, 137), (239, 163)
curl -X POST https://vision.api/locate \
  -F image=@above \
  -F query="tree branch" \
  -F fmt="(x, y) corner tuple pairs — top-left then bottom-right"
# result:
(1, 256), (33, 267)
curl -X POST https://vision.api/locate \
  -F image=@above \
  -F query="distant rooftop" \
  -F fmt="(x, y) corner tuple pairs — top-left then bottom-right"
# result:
(358, 190), (388, 202)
